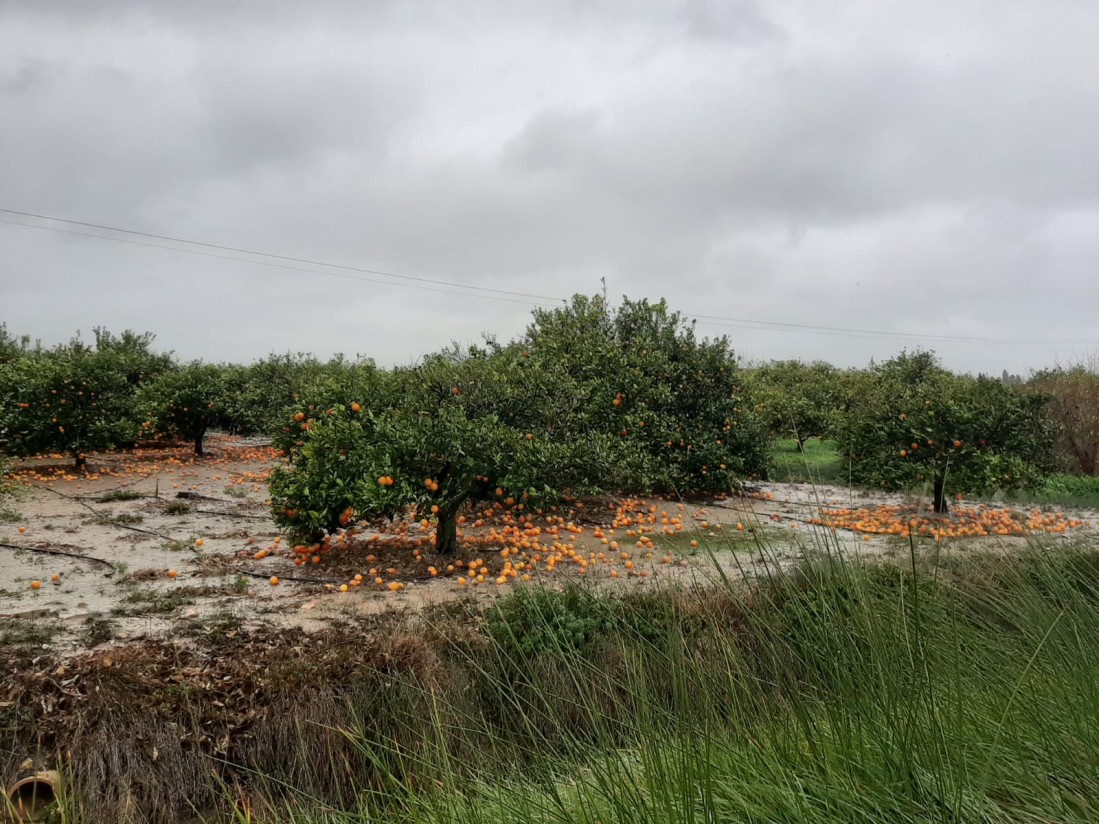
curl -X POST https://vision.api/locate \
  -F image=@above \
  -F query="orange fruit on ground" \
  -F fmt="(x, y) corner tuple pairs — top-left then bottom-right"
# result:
(17, 526), (26, 534)
(50, 573), (60, 583)
(166, 569), (178, 579)
(30, 580), (41, 590)
(269, 576), (280, 586)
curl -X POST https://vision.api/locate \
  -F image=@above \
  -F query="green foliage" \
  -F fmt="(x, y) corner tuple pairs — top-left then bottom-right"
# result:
(769, 437), (844, 483)
(269, 341), (642, 544)
(0, 336), (155, 466)
(1028, 362), (1099, 476)
(0, 322), (39, 364)
(0, 328), (169, 466)
(522, 295), (771, 490)
(748, 360), (846, 445)
(138, 361), (231, 454)
(269, 295), (771, 547)
(222, 353), (379, 438)
(835, 351), (1056, 509)
(484, 586), (616, 655)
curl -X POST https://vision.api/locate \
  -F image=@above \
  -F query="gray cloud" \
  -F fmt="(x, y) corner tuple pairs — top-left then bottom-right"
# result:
(1, 0), (1097, 376)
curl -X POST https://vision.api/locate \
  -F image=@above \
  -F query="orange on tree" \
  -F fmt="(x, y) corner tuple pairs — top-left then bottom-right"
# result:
(834, 351), (1054, 512)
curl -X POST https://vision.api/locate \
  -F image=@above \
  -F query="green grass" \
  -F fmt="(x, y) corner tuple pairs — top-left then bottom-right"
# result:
(768, 438), (1099, 510)
(651, 524), (758, 554)
(19, 529), (1099, 823)
(769, 438), (845, 483)
(1005, 473), (1099, 509)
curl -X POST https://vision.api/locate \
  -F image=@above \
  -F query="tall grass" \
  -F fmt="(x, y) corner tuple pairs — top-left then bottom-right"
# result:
(10, 530), (1099, 822)
(220, 533), (1099, 823)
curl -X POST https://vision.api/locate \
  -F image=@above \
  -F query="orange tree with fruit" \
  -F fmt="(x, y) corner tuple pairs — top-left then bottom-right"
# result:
(747, 359), (847, 449)
(0, 331), (167, 469)
(268, 295), (770, 552)
(834, 351), (1055, 512)
(221, 353), (375, 437)
(137, 361), (232, 455)
(521, 295), (769, 492)
(269, 341), (646, 552)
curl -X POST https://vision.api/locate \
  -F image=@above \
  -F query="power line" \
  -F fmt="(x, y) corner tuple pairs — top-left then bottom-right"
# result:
(3, 205), (1095, 347)
(689, 314), (1096, 346)
(0, 206), (563, 304)
(0, 216), (561, 308)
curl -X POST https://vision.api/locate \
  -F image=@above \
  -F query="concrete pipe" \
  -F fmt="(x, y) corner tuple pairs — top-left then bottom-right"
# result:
(6, 771), (60, 821)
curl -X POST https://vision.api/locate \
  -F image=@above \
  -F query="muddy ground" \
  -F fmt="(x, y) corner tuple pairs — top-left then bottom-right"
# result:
(2, 435), (1097, 655)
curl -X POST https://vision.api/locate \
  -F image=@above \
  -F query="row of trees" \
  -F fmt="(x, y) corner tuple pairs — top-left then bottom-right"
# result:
(268, 296), (770, 550)
(0, 323), (377, 466)
(746, 353), (1099, 510)
(3, 300), (1096, 538)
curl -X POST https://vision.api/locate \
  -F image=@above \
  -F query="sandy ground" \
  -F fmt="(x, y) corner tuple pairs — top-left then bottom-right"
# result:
(2, 435), (1096, 655)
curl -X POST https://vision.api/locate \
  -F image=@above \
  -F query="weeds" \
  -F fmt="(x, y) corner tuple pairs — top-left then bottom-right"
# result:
(80, 616), (118, 647)
(111, 587), (198, 616)
(5, 530), (1099, 823)
(0, 619), (61, 647)
(95, 489), (144, 503)
(92, 512), (145, 527)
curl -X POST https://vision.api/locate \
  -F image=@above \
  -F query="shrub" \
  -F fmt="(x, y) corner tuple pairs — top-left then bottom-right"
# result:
(1028, 362), (1099, 476)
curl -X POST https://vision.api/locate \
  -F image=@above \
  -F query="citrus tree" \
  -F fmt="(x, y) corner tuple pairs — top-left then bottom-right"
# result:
(0, 339), (147, 469)
(269, 358), (385, 456)
(522, 295), (770, 490)
(836, 351), (1055, 512)
(138, 362), (232, 455)
(269, 342), (643, 551)
(748, 360), (845, 449)
(221, 353), (376, 438)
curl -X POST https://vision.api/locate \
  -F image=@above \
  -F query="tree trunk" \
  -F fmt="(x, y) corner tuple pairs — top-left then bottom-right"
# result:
(933, 475), (949, 514)
(74, 454), (87, 471)
(194, 426), (206, 456)
(434, 494), (468, 555)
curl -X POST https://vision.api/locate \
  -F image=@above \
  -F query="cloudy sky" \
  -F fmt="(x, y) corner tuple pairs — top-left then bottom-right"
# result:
(2, 1), (1097, 374)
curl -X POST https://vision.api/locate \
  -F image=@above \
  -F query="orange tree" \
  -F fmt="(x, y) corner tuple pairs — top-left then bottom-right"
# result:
(0, 338), (152, 469)
(521, 295), (769, 491)
(222, 354), (377, 437)
(269, 342), (644, 551)
(835, 351), (1055, 512)
(747, 360), (845, 449)
(269, 358), (386, 456)
(137, 362), (232, 455)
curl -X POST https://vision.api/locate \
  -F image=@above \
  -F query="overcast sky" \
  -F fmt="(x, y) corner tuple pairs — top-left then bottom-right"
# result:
(2, 1), (1097, 374)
